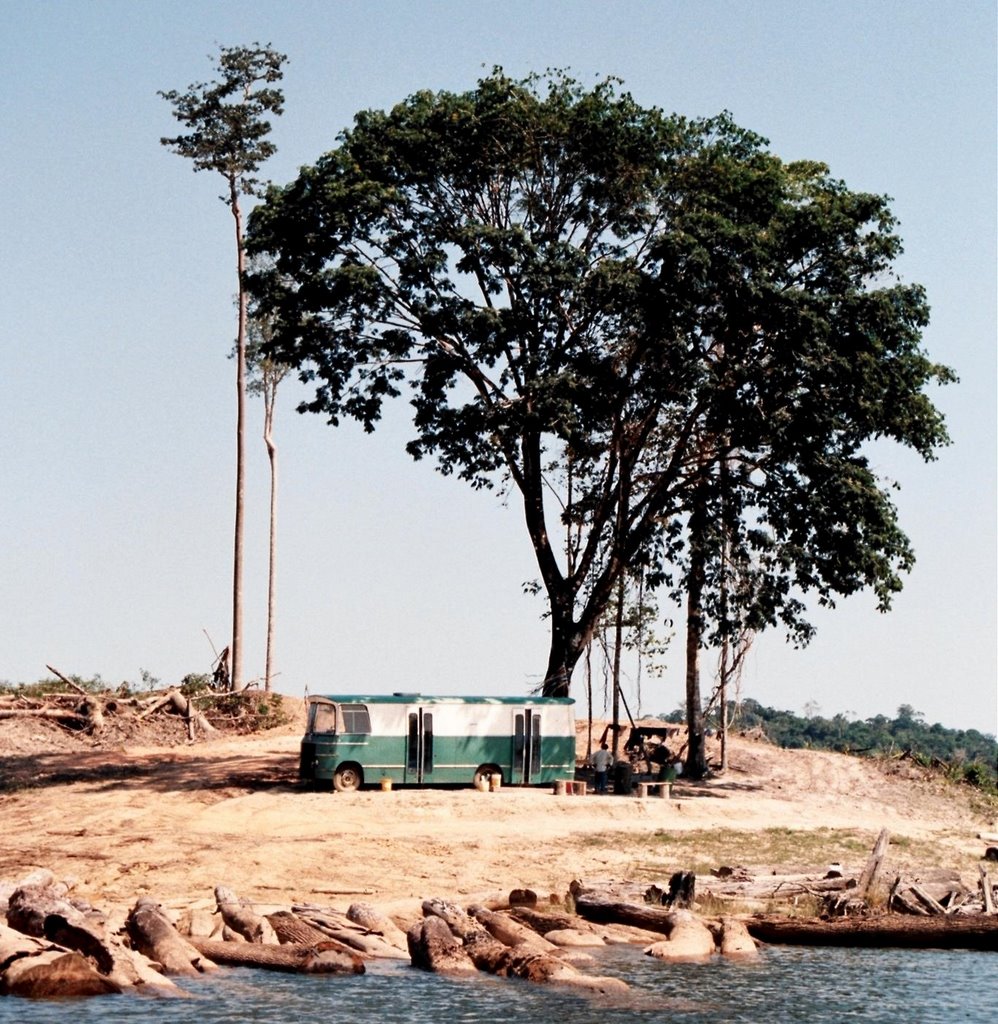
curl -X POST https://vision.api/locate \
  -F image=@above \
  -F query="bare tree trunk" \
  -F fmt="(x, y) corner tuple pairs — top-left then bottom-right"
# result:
(684, 486), (708, 780)
(230, 181), (246, 693)
(611, 576), (624, 760)
(263, 381), (278, 691)
(719, 638), (729, 773)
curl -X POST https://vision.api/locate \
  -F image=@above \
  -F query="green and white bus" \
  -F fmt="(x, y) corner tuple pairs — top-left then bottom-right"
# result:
(299, 693), (576, 791)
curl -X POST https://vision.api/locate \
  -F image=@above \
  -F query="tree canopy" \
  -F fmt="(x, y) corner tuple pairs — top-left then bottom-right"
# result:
(245, 69), (952, 699)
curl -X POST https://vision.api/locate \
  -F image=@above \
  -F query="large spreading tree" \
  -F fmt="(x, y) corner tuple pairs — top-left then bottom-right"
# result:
(245, 70), (952, 717)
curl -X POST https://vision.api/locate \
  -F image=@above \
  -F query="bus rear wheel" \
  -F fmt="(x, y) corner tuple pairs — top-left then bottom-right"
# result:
(473, 765), (501, 790)
(333, 764), (363, 792)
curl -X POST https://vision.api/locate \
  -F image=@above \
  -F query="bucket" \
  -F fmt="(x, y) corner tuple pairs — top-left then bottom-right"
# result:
(380, 777), (393, 792)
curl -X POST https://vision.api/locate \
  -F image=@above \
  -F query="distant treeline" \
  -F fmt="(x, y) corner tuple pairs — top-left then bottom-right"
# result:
(661, 700), (997, 791)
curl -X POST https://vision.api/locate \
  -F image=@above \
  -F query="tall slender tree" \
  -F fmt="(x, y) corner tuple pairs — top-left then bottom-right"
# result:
(160, 44), (286, 691)
(245, 266), (292, 692)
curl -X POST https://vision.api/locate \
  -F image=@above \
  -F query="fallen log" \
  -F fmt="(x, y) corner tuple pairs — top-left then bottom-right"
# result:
(699, 875), (856, 900)
(169, 690), (218, 738)
(214, 885), (276, 943)
(267, 910), (337, 946)
(463, 928), (628, 994)
(292, 907), (408, 958)
(574, 894), (678, 935)
(5, 883), (119, 976)
(407, 910), (628, 994)
(0, 708), (89, 725)
(188, 938), (364, 974)
(126, 898), (217, 976)
(346, 901), (408, 950)
(407, 916), (477, 975)
(508, 905), (584, 935)
(909, 883), (947, 916)
(719, 916), (759, 959)
(469, 905), (560, 950)
(746, 914), (998, 951)
(422, 898), (480, 941)
(1, 950), (122, 998)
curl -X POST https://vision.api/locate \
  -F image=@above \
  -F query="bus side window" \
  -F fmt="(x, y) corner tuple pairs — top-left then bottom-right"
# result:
(340, 704), (371, 734)
(313, 704), (337, 734)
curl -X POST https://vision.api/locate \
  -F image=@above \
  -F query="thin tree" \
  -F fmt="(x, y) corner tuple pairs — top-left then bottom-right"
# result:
(245, 275), (292, 692)
(160, 44), (287, 691)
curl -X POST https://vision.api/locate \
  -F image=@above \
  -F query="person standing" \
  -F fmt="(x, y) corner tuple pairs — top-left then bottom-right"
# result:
(592, 743), (614, 794)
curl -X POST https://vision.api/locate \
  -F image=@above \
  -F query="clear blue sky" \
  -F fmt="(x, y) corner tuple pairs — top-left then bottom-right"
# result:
(1, 0), (994, 733)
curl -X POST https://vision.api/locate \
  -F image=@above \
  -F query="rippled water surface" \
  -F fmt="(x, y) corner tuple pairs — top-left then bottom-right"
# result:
(2, 945), (994, 1024)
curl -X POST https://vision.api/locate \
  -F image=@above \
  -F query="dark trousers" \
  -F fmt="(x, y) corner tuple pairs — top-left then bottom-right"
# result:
(594, 770), (608, 793)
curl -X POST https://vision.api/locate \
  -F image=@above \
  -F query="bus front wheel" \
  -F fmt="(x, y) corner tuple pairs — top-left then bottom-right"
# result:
(473, 765), (501, 790)
(333, 764), (363, 792)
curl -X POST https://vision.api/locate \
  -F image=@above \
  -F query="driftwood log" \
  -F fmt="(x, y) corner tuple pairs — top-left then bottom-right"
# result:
(508, 905), (581, 933)
(411, 898), (628, 993)
(292, 905), (409, 959)
(407, 916), (478, 975)
(214, 885), (276, 943)
(126, 898), (217, 976)
(746, 914), (998, 950)
(574, 894), (679, 935)
(3, 881), (159, 988)
(188, 938), (365, 974)
(267, 909), (337, 945)
(469, 904), (560, 950)
(0, 949), (121, 998)
(346, 901), (409, 950)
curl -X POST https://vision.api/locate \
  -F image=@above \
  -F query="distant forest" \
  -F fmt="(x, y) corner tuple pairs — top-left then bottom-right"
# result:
(662, 699), (997, 791)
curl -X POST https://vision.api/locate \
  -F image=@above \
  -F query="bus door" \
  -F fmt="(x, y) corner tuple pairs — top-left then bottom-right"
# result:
(406, 707), (434, 783)
(513, 709), (542, 784)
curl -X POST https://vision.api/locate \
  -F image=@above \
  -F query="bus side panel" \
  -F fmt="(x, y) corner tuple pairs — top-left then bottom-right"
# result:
(539, 705), (577, 783)
(425, 702), (512, 783)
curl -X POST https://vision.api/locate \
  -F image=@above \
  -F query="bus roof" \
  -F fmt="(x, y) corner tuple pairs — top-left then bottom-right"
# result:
(307, 694), (574, 706)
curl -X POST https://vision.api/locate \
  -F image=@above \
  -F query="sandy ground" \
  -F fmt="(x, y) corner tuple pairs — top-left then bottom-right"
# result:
(1, 706), (993, 926)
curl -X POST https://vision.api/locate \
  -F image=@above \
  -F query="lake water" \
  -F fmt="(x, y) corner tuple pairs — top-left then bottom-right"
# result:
(1, 944), (994, 1023)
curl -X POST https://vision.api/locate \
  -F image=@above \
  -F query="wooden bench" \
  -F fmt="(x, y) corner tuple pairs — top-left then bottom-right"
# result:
(637, 781), (671, 799)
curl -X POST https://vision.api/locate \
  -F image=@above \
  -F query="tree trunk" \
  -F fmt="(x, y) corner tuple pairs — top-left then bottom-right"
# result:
(406, 916), (478, 975)
(684, 489), (708, 779)
(126, 898), (217, 976)
(230, 181), (246, 692)
(574, 894), (680, 936)
(745, 914), (998, 950)
(188, 938), (365, 973)
(855, 828), (891, 900)
(291, 907), (409, 959)
(0, 948), (122, 998)
(468, 905), (560, 950)
(346, 901), (408, 951)
(214, 885), (277, 943)
(263, 382), (278, 692)
(611, 576), (624, 760)
(266, 910), (337, 946)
